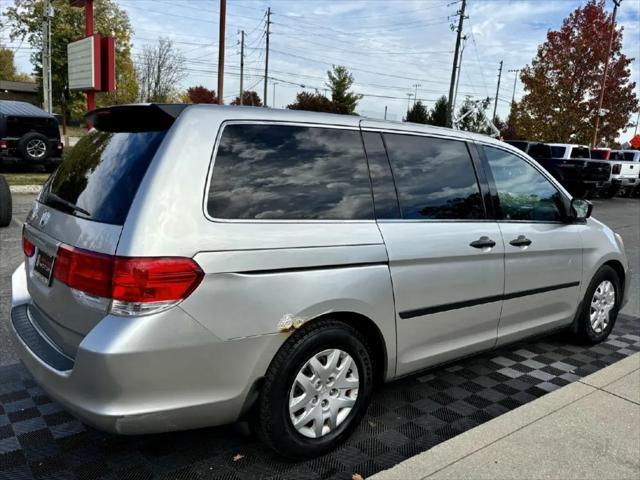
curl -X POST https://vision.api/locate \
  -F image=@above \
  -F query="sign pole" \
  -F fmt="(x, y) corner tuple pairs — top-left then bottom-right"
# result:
(85, 0), (95, 128)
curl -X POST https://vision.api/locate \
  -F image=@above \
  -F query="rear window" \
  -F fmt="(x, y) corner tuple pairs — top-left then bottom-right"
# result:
(207, 124), (374, 220)
(41, 130), (166, 225)
(623, 152), (637, 161)
(527, 144), (552, 159)
(550, 146), (566, 158)
(590, 150), (609, 160)
(570, 147), (590, 159)
(6, 116), (59, 139)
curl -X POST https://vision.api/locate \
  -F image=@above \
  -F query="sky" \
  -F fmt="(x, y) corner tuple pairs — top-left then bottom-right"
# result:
(3, 0), (640, 142)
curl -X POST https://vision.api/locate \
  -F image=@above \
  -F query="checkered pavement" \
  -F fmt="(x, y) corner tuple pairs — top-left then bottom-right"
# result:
(1, 314), (638, 480)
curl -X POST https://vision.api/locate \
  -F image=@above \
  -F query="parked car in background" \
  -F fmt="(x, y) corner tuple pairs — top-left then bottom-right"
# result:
(604, 150), (639, 198)
(0, 100), (63, 172)
(11, 104), (629, 458)
(507, 141), (611, 198)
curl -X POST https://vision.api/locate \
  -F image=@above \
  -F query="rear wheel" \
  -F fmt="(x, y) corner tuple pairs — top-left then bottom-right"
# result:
(256, 319), (374, 459)
(0, 175), (12, 227)
(575, 266), (620, 344)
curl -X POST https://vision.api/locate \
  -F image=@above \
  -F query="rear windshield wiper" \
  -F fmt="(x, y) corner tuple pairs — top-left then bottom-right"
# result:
(45, 192), (92, 217)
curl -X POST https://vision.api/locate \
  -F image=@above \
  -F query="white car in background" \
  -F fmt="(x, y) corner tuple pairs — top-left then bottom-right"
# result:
(608, 150), (639, 197)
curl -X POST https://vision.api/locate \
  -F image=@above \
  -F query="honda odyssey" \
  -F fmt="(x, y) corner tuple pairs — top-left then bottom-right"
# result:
(10, 104), (629, 458)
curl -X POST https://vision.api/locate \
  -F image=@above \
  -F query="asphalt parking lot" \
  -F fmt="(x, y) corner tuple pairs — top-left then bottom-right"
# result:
(0, 194), (639, 480)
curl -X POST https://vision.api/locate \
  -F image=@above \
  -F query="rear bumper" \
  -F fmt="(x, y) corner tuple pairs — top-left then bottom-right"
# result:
(10, 263), (284, 434)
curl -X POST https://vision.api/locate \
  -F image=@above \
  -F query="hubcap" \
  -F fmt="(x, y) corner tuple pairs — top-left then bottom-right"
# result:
(590, 280), (615, 334)
(288, 349), (359, 439)
(26, 139), (47, 158)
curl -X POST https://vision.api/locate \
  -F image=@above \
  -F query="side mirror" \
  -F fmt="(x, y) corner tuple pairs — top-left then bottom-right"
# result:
(569, 198), (593, 221)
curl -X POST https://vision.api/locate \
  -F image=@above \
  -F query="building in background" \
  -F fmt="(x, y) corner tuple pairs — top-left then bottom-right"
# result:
(0, 81), (39, 105)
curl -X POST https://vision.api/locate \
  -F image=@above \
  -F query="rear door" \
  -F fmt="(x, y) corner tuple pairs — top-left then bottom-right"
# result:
(479, 145), (583, 346)
(23, 121), (169, 357)
(362, 130), (504, 376)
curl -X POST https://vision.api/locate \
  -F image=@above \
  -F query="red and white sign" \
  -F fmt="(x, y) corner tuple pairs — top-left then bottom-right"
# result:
(67, 34), (115, 92)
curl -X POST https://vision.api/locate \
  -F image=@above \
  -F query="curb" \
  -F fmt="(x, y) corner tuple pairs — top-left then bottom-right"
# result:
(9, 185), (42, 194)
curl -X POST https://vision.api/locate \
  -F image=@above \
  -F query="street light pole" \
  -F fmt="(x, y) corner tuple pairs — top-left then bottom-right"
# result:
(217, 0), (226, 105)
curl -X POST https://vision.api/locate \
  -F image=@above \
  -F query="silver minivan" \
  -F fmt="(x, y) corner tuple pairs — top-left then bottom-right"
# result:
(10, 104), (629, 458)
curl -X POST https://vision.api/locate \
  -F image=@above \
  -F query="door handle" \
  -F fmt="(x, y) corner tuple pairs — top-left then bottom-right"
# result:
(510, 235), (532, 247)
(469, 236), (496, 249)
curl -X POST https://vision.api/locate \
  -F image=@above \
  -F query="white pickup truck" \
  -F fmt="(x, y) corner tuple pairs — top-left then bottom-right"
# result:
(608, 150), (640, 197)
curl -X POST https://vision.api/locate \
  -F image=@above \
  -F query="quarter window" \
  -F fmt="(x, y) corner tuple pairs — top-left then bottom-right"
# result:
(383, 134), (485, 220)
(207, 124), (374, 220)
(484, 146), (563, 222)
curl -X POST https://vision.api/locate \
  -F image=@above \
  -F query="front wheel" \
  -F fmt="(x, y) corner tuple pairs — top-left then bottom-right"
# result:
(255, 319), (374, 459)
(575, 265), (620, 344)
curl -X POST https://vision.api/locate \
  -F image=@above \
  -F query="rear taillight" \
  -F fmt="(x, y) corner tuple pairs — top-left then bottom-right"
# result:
(612, 164), (622, 174)
(53, 245), (204, 316)
(56, 142), (63, 150)
(0, 140), (7, 149)
(23, 236), (35, 257)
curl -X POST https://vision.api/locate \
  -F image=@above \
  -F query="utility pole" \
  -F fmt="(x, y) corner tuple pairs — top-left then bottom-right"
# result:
(42, 0), (53, 113)
(239, 30), (244, 105)
(447, 0), (467, 127)
(492, 60), (503, 123)
(263, 7), (271, 107)
(406, 93), (414, 113)
(592, 0), (621, 148)
(634, 111), (640, 136)
(412, 83), (421, 106)
(217, 0), (226, 105)
(508, 68), (520, 104)
(384, 105), (388, 120)
(452, 36), (467, 113)
(272, 82), (278, 108)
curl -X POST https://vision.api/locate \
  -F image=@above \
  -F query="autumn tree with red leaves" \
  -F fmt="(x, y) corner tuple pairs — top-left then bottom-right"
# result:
(186, 86), (218, 104)
(514, 0), (638, 145)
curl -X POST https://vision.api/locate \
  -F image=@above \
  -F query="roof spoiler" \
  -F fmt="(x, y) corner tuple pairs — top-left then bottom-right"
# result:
(85, 104), (189, 132)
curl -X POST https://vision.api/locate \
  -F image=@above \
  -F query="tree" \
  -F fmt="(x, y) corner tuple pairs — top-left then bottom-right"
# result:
(515, 0), (638, 144)
(428, 95), (448, 127)
(0, 47), (32, 81)
(5, 0), (138, 118)
(185, 86), (217, 104)
(326, 65), (362, 114)
(456, 97), (491, 133)
(405, 100), (429, 124)
(287, 91), (338, 113)
(231, 90), (262, 106)
(136, 38), (186, 103)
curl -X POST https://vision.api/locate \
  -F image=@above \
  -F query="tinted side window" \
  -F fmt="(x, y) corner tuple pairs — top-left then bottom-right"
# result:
(207, 124), (374, 220)
(550, 146), (566, 158)
(383, 134), (484, 220)
(484, 146), (563, 222)
(362, 131), (400, 219)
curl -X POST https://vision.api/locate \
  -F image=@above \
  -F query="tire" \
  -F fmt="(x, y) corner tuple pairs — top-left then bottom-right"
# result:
(18, 132), (51, 163)
(256, 319), (374, 459)
(0, 175), (12, 228)
(575, 265), (620, 344)
(599, 186), (617, 199)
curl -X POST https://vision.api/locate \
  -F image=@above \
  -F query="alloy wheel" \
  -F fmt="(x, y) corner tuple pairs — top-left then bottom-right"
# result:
(288, 348), (359, 439)
(589, 280), (615, 334)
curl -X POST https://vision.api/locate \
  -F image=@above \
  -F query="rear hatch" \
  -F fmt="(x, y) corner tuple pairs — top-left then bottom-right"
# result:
(22, 104), (185, 358)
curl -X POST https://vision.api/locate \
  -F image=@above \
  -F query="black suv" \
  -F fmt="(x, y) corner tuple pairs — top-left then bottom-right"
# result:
(0, 100), (63, 171)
